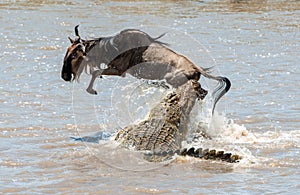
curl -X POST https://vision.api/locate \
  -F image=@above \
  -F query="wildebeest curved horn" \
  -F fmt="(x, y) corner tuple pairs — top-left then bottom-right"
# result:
(75, 25), (80, 38)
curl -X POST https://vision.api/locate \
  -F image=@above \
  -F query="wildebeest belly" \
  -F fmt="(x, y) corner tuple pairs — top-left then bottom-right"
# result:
(129, 43), (201, 87)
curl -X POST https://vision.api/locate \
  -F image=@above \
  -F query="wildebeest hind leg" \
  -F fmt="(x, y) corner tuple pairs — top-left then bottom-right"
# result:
(164, 72), (189, 88)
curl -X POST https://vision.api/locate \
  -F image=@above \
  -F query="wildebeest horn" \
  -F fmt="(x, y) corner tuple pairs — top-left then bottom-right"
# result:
(75, 25), (80, 38)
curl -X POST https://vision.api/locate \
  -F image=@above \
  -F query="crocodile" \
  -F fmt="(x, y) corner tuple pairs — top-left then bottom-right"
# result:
(114, 80), (241, 163)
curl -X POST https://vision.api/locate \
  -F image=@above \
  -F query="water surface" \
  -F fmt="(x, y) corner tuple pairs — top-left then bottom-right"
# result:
(0, 0), (299, 194)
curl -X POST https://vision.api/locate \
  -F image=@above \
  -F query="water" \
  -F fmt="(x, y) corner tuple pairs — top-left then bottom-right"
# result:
(1, 0), (299, 194)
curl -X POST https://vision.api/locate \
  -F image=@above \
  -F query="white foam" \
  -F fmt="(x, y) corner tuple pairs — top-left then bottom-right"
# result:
(209, 114), (258, 144)
(188, 110), (300, 168)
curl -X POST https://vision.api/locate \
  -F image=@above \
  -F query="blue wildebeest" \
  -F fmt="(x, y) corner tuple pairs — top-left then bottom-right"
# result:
(61, 25), (231, 114)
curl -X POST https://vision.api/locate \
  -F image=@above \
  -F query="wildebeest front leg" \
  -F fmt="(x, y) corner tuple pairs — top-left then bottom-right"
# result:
(86, 68), (124, 95)
(86, 70), (102, 95)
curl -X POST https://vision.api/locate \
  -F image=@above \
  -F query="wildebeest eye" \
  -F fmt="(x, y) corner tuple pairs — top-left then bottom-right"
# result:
(76, 45), (84, 52)
(71, 52), (77, 58)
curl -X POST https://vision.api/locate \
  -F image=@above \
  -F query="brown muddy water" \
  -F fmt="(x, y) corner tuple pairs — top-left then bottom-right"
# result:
(0, 0), (299, 194)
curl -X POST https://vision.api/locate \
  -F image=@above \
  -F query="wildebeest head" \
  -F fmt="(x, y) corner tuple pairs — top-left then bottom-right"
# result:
(61, 25), (87, 81)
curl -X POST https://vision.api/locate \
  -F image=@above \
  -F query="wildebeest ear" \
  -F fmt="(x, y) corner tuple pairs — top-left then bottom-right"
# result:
(68, 37), (74, 43)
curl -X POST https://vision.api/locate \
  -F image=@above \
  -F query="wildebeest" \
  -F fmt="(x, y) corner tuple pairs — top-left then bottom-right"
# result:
(61, 25), (231, 114)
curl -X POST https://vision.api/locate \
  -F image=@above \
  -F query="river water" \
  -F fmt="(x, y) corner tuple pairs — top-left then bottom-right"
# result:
(1, 0), (299, 194)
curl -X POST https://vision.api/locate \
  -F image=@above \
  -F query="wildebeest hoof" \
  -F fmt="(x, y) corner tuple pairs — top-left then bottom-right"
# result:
(86, 88), (97, 95)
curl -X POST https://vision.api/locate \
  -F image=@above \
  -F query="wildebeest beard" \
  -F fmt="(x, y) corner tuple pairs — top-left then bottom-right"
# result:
(62, 26), (231, 114)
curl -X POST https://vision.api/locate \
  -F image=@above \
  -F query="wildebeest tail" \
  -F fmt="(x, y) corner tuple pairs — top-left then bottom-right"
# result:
(197, 67), (231, 114)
